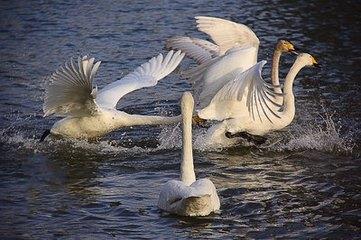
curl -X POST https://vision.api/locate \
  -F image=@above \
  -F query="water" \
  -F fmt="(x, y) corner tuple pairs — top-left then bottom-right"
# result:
(1, 0), (360, 238)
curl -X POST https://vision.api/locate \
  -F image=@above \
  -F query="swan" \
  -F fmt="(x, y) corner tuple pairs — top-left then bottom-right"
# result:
(166, 16), (296, 107)
(197, 53), (319, 146)
(158, 92), (220, 216)
(40, 50), (185, 141)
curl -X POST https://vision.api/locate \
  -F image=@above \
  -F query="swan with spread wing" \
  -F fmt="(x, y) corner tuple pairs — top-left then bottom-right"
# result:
(166, 16), (296, 108)
(40, 50), (185, 141)
(198, 53), (319, 146)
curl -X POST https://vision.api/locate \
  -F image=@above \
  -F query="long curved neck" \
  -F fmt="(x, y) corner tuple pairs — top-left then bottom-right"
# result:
(180, 97), (196, 186)
(271, 50), (284, 105)
(282, 59), (307, 116)
(271, 49), (281, 87)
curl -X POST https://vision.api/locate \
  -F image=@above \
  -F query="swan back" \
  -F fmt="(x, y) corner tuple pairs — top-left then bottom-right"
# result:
(158, 179), (220, 216)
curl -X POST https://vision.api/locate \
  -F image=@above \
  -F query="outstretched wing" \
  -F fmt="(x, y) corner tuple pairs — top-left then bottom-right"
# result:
(96, 50), (185, 109)
(166, 36), (220, 64)
(199, 61), (283, 122)
(195, 16), (260, 54)
(196, 47), (258, 109)
(43, 56), (101, 117)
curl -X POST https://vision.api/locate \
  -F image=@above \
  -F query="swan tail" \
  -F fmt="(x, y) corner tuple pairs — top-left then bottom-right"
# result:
(180, 194), (212, 216)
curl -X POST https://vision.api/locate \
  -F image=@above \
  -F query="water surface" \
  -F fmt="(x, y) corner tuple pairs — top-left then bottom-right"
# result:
(0, 0), (360, 239)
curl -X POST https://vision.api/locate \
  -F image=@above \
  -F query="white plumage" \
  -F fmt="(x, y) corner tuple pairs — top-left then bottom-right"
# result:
(198, 53), (319, 146)
(195, 16), (260, 54)
(190, 46), (258, 109)
(158, 92), (220, 216)
(198, 61), (282, 122)
(166, 16), (298, 146)
(166, 36), (219, 64)
(166, 16), (260, 112)
(43, 50), (185, 140)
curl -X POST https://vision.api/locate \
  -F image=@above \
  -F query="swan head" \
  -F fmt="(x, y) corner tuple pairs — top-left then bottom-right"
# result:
(276, 39), (296, 53)
(181, 92), (194, 116)
(297, 53), (319, 67)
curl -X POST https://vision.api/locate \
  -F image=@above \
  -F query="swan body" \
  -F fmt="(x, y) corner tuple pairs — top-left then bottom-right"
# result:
(158, 92), (220, 216)
(166, 16), (295, 108)
(199, 53), (318, 145)
(43, 50), (185, 140)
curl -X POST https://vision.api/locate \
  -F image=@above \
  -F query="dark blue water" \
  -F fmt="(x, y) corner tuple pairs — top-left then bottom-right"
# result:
(0, 0), (360, 239)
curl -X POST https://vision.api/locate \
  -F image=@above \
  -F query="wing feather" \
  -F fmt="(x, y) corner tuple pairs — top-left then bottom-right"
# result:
(166, 36), (220, 64)
(199, 61), (283, 122)
(96, 50), (185, 109)
(195, 16), (260, 54)
(43, 56), (100, 117)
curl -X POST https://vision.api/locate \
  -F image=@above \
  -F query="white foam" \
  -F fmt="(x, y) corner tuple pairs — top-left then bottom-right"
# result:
(0, 112), (355, 156)
(268, 113), (354, 154)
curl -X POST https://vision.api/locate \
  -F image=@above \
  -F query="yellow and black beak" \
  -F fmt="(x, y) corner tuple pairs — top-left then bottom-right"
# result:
(285, 40), (298, 54)
(311, 55), (321, 68)
(291, 48), (299, 55)
(289, 44), (299, 55)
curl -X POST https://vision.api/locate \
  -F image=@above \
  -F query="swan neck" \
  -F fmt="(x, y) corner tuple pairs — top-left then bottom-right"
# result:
(271, 50), (281, 86)
(180, 96), (196, 186)
(282, 59), (306, 114)
(122, 114), (182, 127)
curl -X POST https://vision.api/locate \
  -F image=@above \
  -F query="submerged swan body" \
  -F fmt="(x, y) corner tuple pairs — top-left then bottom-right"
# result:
(43, 50), (185, 140)
(166, 16), (296, 108)
(158, 92), (220, 216)
(199, 53), (319, 146)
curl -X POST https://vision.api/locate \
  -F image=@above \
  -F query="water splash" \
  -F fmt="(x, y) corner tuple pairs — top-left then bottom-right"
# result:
(157, 123), (182, 150)
(157, 125), (231, 152)
(268, 113), (354, 154)
(0, 111), (355, 156)
(0, 112), (154, 156)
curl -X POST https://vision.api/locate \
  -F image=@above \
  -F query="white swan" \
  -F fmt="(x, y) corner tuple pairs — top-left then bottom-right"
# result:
(40, 50), (185, 141)
(166, 16), (296, 107)
(198, 53), (319, 146)
(158, 92), (220, 216)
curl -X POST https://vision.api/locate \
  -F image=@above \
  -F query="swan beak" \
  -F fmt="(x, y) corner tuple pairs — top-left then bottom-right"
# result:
(311, 55), (320, 68)
(192, 115), (207, 125)
(289, 46), (299, 55)
(313, 62), (321, 68)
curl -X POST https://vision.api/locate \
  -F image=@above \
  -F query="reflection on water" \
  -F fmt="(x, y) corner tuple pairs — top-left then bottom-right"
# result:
(0, 0), (360, 238)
